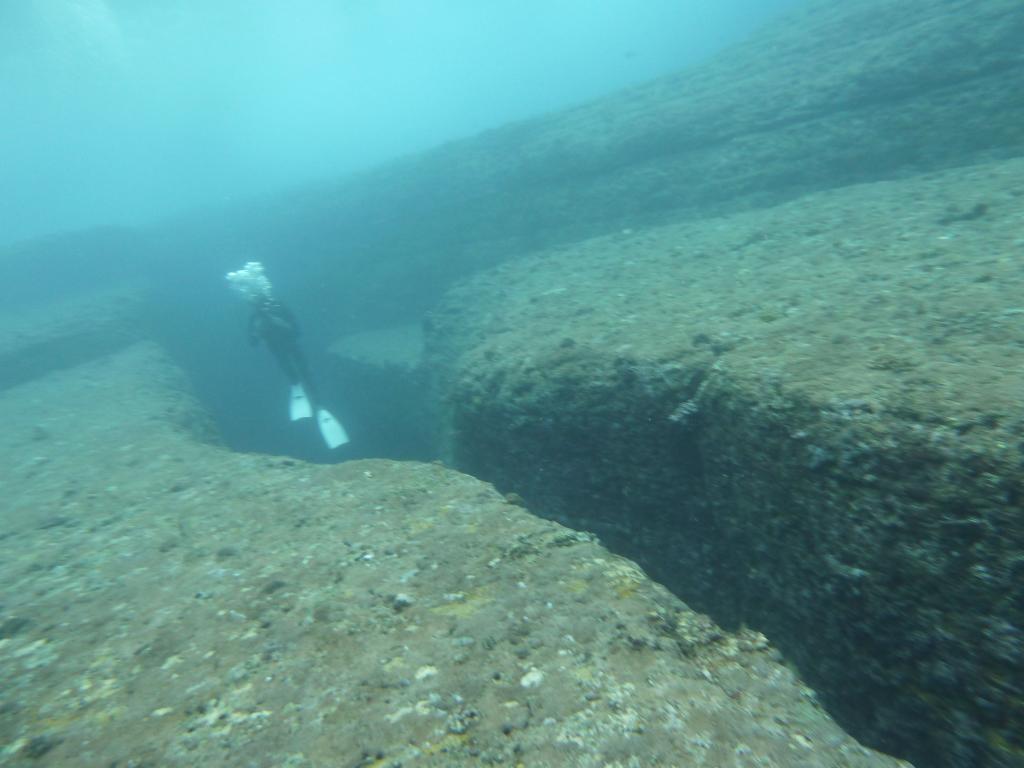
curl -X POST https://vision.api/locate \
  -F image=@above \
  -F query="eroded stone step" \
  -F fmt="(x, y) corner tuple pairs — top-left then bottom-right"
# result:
(426, 157), (1024, 767)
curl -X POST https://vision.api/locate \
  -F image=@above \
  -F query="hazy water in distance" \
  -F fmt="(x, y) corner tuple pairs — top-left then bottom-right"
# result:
(0, 0), (798, 246)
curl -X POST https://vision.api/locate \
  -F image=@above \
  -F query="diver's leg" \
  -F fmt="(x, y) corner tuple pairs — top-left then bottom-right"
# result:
(286, 350), (315, 420)
(266, 340), (299, 383)
(267, 342), (312, 420)
(288, 348), (317, 403)
(287, 347), (349, 448)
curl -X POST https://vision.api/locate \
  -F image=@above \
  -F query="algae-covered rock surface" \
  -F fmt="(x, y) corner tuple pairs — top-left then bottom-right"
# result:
(427, 158), (1024, 767)
(0, 344), (907, 767)
(0, 288), (145, 392)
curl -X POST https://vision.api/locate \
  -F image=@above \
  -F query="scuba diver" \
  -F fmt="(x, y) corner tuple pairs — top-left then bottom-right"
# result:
(226, 261), (349, 449)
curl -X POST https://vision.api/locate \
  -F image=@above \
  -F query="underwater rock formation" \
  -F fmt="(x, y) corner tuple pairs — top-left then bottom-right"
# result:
(0, 288), (145, 392)
(427, 159), (1024, 768)
(151, 0), (1024, 332)
(0, 343), (908, 767)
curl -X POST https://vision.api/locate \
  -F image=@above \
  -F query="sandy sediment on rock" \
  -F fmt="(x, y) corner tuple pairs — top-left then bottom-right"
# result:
(0, 344), (907, 767)
(426, 158), (1024, 767)
(432, 158), (1024, 424)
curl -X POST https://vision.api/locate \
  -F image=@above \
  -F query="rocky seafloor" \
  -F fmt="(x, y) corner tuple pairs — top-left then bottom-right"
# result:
(0, 343), (910, 766)
(426, 157), (1024, 767)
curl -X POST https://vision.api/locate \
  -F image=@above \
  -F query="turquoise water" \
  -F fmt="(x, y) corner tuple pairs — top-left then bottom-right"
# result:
(1, 2), (1023, 766)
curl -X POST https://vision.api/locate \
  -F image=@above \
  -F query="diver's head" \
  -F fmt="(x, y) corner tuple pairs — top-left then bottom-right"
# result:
(226, 261), (274, 302)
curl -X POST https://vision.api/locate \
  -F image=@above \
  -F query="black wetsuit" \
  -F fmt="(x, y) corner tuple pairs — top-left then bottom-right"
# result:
(248, 298), (317, 401)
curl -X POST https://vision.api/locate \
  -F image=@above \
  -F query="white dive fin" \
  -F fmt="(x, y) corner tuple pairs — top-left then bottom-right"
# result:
(316, 408), (349, 449)
(290, 384), (313, 421)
